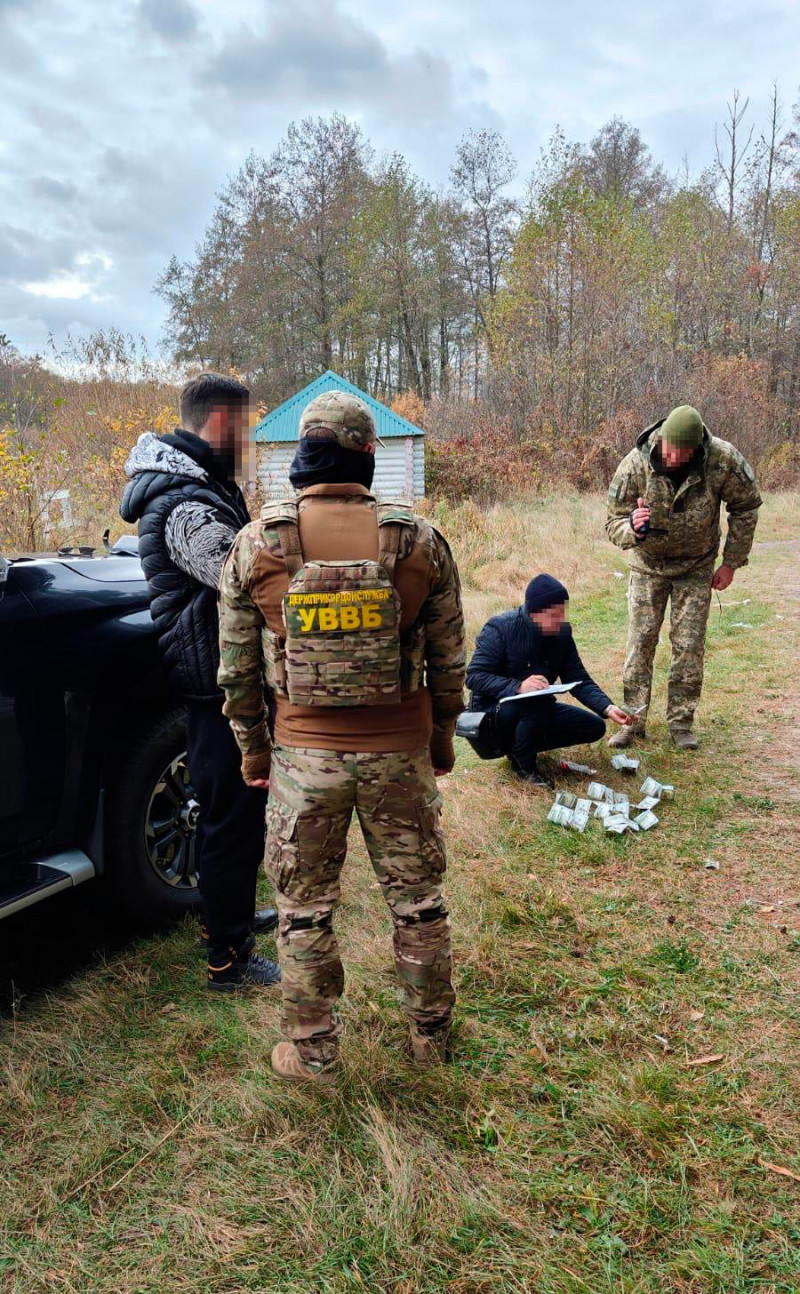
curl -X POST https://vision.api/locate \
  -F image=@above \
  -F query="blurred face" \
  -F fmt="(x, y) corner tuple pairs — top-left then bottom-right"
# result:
(660, 439), (696, 469)
(201, 401), (255, 477)
(530, 602), (567, 635)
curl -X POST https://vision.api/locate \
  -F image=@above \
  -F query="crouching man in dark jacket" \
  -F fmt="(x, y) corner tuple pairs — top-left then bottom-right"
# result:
(466, 575), (632, 785)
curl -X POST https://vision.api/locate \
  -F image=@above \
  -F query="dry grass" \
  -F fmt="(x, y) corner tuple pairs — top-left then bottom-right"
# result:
(1, 493), (800, 1293)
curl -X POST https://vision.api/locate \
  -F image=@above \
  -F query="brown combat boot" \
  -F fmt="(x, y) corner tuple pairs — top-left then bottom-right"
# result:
(410, 1026), (450, 1070)
(271, 1041), (337, 1084)
(608, 722), (644, 749)
(670, 728), (699, 750)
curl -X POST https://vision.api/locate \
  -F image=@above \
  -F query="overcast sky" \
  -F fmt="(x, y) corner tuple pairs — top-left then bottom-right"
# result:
(3, 0), (800, 359)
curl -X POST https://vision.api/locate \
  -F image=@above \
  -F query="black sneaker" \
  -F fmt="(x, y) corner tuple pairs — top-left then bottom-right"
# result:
(207, 938), (282, 992)
(198, 907), (279, 952)
(252, 907), (279, 935)
(509, 759), (554, 789)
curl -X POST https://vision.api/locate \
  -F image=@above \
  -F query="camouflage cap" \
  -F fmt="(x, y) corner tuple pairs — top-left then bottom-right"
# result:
(299, 390), (385, 449)
(661, 405), (704, 448)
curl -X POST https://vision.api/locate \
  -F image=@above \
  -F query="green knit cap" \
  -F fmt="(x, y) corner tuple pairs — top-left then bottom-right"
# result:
(661, 405), (704, 448)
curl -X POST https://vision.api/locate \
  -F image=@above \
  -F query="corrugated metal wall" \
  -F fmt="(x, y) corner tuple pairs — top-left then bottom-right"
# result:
(258, 437), (426, 500)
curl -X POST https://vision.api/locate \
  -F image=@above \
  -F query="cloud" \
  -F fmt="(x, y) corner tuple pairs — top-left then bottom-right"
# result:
(22, 274), (98, 301)
(22, 251), (113, 302)
(137, 0), (199, 44)
(204, 0), (458, 119)
(2, 0), (798, 359)
(29, 176), (80, 204)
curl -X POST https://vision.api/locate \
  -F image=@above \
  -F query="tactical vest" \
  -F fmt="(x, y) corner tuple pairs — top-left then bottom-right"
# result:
(260, 498), (419, 708)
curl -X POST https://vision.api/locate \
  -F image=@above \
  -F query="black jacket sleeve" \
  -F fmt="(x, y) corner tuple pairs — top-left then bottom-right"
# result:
(560, 635), (613, 716)
(466, 622), (522, 703)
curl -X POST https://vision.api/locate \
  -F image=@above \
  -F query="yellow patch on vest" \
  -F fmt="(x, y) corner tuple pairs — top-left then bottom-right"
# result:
(287, 589), (389, 634)
(286, 588), (391, 607)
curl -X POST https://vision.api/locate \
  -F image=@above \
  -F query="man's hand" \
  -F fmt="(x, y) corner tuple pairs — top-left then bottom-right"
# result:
(519, 674), (550, 693)
(605, 704), (632, 726)
(245, 776), (270, 790)
(433, 768), (450, 778)
(631, 497), (651, 535)
(711, 563), (735, 592)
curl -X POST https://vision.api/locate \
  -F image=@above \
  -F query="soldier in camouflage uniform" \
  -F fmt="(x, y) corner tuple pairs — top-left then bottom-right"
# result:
(606, 405), (762, 749)
(218, 390), (466, 1082)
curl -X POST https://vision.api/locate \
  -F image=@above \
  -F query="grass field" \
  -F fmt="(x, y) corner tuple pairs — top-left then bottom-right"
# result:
(2, 493), (799, 1294)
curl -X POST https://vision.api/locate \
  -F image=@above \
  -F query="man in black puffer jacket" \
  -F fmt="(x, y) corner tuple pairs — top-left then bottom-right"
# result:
(467, 575), (632, 785)
(120, 373), (280, 991)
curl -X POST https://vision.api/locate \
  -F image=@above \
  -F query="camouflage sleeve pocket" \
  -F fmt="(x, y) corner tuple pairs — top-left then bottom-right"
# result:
(262, 627), (288, 695)
(400, 620), (426, 692)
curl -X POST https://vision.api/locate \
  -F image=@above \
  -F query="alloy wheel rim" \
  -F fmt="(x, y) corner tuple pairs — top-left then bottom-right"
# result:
(144, 753), (199, 889)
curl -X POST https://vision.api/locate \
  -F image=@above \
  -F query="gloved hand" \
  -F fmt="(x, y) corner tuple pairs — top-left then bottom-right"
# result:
(241, 747), (272, 789)
(430, 727), (455, 776)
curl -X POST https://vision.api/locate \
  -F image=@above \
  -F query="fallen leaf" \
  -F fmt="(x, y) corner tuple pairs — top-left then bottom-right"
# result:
(686, 1053), (724, 1067)
(653, 1034), (671, 1050)
(158, 1003), (177, 1015)
(761, 1160), (800, 1184)
(759, 905), (776, 914)
(528, 1031), (548, 1063)
(689, 1009), (705, 1022)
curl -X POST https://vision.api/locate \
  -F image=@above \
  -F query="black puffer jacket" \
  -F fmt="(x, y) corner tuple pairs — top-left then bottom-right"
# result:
(120, 431), (250, 700)
(466, 608), (613, 716)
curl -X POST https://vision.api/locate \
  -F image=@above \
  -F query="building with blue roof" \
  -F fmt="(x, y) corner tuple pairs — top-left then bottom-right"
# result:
(254, 370), (425, 500)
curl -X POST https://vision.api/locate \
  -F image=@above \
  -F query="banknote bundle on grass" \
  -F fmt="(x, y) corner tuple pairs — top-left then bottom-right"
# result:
(546, 777), (674, 836)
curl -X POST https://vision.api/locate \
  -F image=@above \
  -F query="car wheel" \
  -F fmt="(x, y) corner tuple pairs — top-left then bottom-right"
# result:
(104, 707), (202, 927)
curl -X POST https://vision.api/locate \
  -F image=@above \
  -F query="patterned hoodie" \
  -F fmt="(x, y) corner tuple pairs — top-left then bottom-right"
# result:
(120, 430), (250, 699)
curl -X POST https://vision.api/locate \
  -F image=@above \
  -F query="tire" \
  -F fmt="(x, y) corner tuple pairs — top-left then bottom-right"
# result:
(104, 706), (202, 928)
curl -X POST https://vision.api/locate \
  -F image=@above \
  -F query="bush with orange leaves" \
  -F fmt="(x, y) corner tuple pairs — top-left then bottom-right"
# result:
(0, 391), (177, 553)
(81, 403), (176, 534)
(390, 390), (426, 429)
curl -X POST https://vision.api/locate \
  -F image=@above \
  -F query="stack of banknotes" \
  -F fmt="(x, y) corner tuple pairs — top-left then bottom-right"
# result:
(546, 774), (674, 835)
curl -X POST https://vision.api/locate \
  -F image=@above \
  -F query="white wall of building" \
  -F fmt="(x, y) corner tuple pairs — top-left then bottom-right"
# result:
(257, 436), (425, 501)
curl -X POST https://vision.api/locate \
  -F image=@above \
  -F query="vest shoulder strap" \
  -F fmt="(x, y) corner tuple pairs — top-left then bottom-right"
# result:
(376, 500), (416, 580)
(376, 500), (415, 527)
(259, 499), (299, 526)
(259, 498), (302, 577)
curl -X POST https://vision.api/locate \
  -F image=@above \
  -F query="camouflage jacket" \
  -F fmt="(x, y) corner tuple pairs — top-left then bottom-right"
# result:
(606, 421), (762, 577)
(217, 487), (466, 778)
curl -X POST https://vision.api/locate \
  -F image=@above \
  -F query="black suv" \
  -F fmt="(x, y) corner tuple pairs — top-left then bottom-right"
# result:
(0, 541), (200, 926)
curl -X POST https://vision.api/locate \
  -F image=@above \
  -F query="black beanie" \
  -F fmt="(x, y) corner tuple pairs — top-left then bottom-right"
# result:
(524, 574), (569, 614)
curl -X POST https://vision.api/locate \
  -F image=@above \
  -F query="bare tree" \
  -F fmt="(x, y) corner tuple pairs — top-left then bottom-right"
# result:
(450, 129), (518, 330)
(715, 89), (755, 231)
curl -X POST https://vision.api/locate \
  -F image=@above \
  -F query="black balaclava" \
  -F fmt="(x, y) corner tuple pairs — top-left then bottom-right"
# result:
(288, 438), (376, 491)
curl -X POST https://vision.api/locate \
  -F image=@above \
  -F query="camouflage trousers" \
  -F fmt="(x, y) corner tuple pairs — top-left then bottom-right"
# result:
(265, 744), (455, 1065)
(623, 568), (713, 730)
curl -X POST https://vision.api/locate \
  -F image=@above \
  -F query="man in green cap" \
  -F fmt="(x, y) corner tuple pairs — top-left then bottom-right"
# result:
(605, 405), (762, 749)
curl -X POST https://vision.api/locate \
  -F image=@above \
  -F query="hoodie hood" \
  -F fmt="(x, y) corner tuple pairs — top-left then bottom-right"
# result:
(120, 432), (210, 524)
(123, 431), (209, 485)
